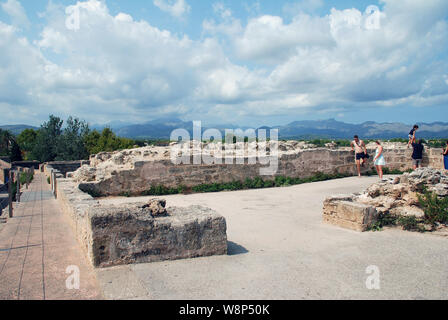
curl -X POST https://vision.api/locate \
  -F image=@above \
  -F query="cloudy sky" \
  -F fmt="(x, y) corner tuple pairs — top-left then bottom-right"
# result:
(0, 0), (447, 127)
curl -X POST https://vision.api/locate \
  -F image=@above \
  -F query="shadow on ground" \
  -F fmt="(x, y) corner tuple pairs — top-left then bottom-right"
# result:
(227, 241), (248, 256)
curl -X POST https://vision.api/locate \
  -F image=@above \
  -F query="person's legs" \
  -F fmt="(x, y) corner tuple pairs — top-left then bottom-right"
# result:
(356, 159), (361, 177)
(378, 165), (383, 179)
(413, 159), (422, 170)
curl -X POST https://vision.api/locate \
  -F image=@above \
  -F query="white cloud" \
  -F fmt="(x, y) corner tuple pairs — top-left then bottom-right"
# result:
(0, 0), (447, 126)
(1, 0), (30, 28)
(283, 0), (324, 15)
(153, 0), (190, 18)
(203, 2), (242, 37)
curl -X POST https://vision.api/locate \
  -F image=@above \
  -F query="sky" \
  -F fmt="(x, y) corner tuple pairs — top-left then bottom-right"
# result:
(0, 0), (447, 127)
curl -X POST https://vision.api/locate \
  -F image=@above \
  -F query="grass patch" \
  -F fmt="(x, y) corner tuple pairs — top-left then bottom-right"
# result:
(192, 172), (351, 194)
(114, 172), (353, 197)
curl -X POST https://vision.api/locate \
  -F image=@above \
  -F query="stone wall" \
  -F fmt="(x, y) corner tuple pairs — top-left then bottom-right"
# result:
(45, 161), (90, 177)
(73, 142), (445, 197)
(11, 161), (40, 170)
(56, 178), (228, 268)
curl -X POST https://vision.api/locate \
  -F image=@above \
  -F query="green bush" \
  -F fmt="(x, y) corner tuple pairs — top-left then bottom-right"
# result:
(368, 213), (398, 232)
(47, 176), (50, 184)
(140, 185), (185, 196)
(397, 216), (425, 232)
(418, 190), (448, 227)
(19, 171), (34, 185)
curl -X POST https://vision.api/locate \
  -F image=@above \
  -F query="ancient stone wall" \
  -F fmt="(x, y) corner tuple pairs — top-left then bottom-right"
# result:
(73, 142), (445, 197)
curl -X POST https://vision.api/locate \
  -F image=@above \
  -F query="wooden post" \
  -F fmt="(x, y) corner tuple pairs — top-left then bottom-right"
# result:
(8, 171), (13, 218)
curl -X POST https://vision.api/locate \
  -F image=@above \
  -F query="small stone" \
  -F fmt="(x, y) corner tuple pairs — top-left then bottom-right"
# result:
(142, 199), (168, 217)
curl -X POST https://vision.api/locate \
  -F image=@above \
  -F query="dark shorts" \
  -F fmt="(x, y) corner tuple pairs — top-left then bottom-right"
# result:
(356, 152), (366, 160)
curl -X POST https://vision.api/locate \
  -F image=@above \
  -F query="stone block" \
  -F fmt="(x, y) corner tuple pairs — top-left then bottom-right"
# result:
(87, 204), (228, 268)
(323, 198), (378, 232)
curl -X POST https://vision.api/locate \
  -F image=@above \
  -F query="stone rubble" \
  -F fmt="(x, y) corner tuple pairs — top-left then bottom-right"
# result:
(323, 168), (448, 232)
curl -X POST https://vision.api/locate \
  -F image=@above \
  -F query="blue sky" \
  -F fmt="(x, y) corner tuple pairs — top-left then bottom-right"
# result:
(0, 0), (447, 127)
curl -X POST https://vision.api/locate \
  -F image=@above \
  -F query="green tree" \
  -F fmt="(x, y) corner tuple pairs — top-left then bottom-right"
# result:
(17, 129), (37, 160)
(56, 116), (90, 161)
(83, 128), (135, 155)
(83, 130), (101, 155)
(31, 115), (63, 162)
(0, 129), (22, 161)
(0, 129), (13, 156)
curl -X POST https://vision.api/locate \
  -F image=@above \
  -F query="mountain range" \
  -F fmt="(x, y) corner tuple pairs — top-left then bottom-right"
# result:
(2, 119), (448, 140)
(104, 118), (448, 140)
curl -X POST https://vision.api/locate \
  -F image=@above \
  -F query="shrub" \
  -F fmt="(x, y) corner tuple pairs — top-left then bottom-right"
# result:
(141, 185), (185, 196)
(19, 171), (34, 185)
(368, 213), (398, 232)
(418, 190), (448, 227)
(397, 216), (425, 232)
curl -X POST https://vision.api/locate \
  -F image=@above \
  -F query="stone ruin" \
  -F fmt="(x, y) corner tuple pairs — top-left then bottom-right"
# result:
(89, 201), (228, 268)
(70, 141), (444, 197)
(323, 168), (448, 232)
(56, 177), (228, 268)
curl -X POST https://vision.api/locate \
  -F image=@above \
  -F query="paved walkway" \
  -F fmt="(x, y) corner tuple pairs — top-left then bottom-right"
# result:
(98, 176), (448, 300)
(0, 173), (102, 300)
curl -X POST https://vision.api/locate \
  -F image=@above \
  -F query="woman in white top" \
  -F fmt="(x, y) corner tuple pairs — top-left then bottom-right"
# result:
(374, 140), (386, 179)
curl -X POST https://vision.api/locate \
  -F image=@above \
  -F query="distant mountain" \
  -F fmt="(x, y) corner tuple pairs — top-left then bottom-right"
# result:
(114, 118), (194, 139)
(0, 125), (38, 135)
(271, 119), (448, 139)
(2, 119), (447, 140)
(112, 118), (448, 140)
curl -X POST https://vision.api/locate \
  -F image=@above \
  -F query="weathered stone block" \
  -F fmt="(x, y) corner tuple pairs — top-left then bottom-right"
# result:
(323, 198), (378, 232)
(87, 204), (228, 268)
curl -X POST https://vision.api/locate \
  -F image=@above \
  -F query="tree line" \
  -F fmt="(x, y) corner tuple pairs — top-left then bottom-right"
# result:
(0, 115), (141, 162)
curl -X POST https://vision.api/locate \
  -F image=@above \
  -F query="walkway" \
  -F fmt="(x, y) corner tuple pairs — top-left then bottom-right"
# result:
(0, 173), (102, 300)
(98, 176), (448, 300)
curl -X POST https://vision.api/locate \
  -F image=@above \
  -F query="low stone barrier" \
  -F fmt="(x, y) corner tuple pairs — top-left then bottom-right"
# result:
(56, 178), (228, 268)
